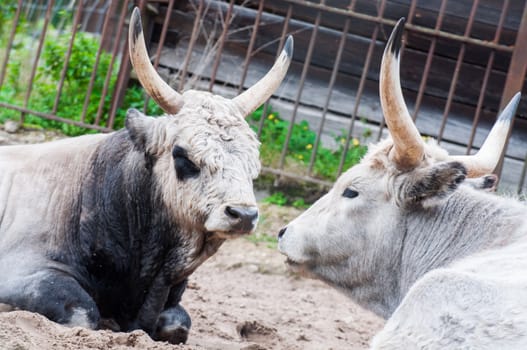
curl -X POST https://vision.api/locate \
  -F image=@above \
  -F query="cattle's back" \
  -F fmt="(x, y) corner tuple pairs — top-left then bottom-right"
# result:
(372, 266), (527, 349)
(0, 134), (108, 246)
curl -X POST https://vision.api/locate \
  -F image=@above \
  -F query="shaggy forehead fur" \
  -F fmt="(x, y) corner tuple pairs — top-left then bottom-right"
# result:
(151, 90), (261, 178)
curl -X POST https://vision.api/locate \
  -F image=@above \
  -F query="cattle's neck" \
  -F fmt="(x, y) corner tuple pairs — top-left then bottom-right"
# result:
(329, 187), (527, 320)
(397, 187), (526, 311)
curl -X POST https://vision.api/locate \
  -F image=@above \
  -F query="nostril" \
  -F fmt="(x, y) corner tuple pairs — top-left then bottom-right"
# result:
(278, 227), (287, 239)
(245, 207), (258, 222)
(225, 206), (240, 219)
(225, 206), (259, 224)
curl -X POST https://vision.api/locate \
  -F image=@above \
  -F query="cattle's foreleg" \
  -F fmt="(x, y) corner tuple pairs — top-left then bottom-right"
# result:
(134, 276), (191, 344)
(154, 279), (191, 344)
(132, 272), (171, 336)
(0, 269), (99, 328)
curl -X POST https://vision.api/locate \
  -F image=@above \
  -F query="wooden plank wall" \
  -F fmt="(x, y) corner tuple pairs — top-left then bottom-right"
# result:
(147, 0), (527, 191)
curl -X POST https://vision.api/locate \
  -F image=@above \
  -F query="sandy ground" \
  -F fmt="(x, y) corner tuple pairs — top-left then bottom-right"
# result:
(0, 127), (384, 349)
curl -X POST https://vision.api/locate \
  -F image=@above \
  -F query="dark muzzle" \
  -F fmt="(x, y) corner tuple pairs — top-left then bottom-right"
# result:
(225, 205), (258, 233)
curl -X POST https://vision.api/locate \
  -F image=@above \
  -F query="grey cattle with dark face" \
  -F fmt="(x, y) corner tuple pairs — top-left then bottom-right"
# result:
(0, 8), (292, 344)
(278, 18), (527, 349)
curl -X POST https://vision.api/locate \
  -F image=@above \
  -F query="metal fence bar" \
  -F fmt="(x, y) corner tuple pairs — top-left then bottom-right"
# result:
(208, 0), (234, 92)
(177, 0), (204, 91)
(21, 0), (55, 124)
(411, 0), (447, 122)
(437, 0), (479, 144)
(257, 4), (291, 138)
(52, 0), (84, 115)
(0, 102), (112, 132)
(281, 0), (514, 53)
(143, 0), (175, 112)
(0, 0), (23, 89)
(498, 2), (527, 187)
(338, 2), (380, 175)
(80, 0), (116, 123)
(466, 0), (509, 154)
(237, 0), (265, 95)
(278, 8), (321, 169)
(108, 0), (147, 127)
(500, 3), (527, 111)
(95, 0), (130, 125)
(307, 5), (351, 175)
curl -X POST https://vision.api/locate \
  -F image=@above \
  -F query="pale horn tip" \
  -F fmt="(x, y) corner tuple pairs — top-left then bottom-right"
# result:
(498, 92), (521, 123)
(283, 35), (294, 59)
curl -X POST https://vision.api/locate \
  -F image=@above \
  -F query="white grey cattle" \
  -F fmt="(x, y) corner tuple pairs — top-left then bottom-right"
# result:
(278, 18), (527, 349)
(0, 7), (292, 344)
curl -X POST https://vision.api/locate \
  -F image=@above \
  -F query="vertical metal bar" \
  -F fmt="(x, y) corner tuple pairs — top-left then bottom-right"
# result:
(21, 0), (55, 123)
(80, 0), (118, 123)
(500, 2), (527, 111)
(52, 0), (84, 114)
(208, 0), (234, 92)
(411, 0), (448, 121)
(142, 0), (176, 113)
(237, 0), (265, 95)
(436, 0), (479, 143)
(465, 55), (494, 153)
(308, 14), (351, 175)
(278, 10), (322, 169)
(178, 0), (204, 92)
(342, 0), (386, 174)
(257, 4), (292, 138)
(466, 0), (509, 154)
(0, 0), (23, 89)
(108, 0), (148, 127)
(496, 1), (527, 185)
(95, 0), (131, 125)
(405, 0), (418, 26)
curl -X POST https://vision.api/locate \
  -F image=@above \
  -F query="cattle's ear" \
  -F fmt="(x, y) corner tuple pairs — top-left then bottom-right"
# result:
(126, 108), (155, 152)
(464, 174), (498, 192)
(401, 161), (467, 208)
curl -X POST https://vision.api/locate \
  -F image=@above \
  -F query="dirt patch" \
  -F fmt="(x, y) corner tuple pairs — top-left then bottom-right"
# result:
(0, 127), (384, 349)
(0, 226), (383, 350)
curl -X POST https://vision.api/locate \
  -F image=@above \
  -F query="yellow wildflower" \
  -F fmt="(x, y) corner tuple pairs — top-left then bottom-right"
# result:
(298, 154), (304, 160)
(268, 114), (275, 120)
(306, 144), (313, 150)
(352, 138), (360, 147)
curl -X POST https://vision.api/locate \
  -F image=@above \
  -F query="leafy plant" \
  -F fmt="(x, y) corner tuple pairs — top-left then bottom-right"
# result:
(248, 106), (369, 181)
(263, 192), (288, 206)
(291, 198), (309, 209)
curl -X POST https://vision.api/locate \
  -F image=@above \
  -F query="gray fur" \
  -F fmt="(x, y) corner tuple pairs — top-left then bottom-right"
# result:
(278, 138), (527, 349)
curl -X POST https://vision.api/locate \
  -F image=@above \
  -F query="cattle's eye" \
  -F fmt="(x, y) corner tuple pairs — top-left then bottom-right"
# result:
(172, 145), (200, 180)
(342, 188), (359, 198)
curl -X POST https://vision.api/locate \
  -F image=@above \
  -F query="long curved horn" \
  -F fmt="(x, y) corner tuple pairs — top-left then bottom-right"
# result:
(233, 36), (293, 116)
(380, 18), (424, 171)
(129, 7), (183, 114)
(450, 92), (521, 177)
